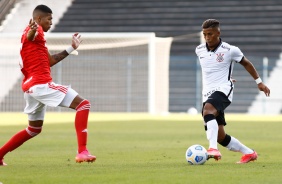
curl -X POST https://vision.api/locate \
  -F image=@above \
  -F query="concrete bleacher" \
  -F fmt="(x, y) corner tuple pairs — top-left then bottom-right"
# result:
(1, 0), (282, 113)
(0, 0), (16, 26)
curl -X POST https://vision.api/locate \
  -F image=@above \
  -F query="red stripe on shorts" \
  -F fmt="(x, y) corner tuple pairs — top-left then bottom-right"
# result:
(48, 83), (68, 94)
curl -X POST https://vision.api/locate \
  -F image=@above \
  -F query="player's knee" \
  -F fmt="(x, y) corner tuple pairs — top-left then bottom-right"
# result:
(84, 99), (90, 106)
(26, 125), (42, 137)
(202, 105), (217, 116)
(76, 99), (91, 111)
(218, 134), (231, 147)
(203, 114), (215, 122)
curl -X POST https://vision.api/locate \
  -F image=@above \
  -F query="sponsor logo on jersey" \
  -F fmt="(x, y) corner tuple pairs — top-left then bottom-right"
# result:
(204, 87), (220, 98)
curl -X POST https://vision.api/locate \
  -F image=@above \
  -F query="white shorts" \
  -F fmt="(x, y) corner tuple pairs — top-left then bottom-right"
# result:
(24, 82), (78, 121)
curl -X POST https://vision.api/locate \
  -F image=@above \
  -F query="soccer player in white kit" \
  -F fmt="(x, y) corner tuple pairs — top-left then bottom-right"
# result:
(195, 19), (270, 163)
(0, 5), (96, 166)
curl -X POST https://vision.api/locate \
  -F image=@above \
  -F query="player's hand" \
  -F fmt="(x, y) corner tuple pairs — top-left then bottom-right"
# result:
(258, 83), (270, 97)
(29, 19), (38, 31)
(72, 32), (82, 49)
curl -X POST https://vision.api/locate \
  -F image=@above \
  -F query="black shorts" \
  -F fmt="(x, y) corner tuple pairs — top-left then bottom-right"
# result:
(202, 91), (231, 126)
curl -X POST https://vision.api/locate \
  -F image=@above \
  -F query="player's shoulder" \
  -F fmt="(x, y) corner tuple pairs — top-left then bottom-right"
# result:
(195, 43), (206, 53)
(220, 41), (240, 52)
(196, 43), (206, 50)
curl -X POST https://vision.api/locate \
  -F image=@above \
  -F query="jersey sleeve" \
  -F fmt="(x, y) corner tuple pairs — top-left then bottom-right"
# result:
(195, 44), (205, 57)
(231, 46), (244, 63)
(195, 47), (198, 56)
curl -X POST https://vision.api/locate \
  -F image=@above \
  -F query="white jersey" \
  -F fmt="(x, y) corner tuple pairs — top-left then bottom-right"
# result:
(195, 40), (244, 102)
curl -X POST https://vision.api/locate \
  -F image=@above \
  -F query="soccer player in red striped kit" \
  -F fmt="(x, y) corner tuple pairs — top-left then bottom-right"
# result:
(0, 5), (96, 166)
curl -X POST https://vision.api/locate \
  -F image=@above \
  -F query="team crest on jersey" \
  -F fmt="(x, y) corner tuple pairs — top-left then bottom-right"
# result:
(216, 53), (224, 62)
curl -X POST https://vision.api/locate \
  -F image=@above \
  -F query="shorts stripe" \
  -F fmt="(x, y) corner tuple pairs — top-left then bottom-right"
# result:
(48, 83), (68, 94)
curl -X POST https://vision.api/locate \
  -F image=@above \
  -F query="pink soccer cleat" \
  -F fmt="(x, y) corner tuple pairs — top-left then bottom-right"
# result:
(0, 158), (7, 166)
(237, 151), (258, 164)
(75, 150), (96, 163)
(207, 148), (222, 161)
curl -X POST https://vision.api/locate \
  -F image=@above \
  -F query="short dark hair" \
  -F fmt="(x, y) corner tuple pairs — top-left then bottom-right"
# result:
(33, 5), (52, 14)
(202, 19), (220, 29)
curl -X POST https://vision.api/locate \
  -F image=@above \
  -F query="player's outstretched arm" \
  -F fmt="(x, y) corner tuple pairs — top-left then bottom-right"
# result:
(48, 51), (68, 67)
(27, 19), (38, 41)
(239, 57), (270, 97)
(49, 33), (82, 67)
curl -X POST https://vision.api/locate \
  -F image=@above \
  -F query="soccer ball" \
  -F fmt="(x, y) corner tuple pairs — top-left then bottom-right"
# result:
(185, 144), (208, 165)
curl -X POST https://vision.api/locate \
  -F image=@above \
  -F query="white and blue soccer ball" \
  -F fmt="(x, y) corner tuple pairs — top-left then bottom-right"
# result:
(185, 144), (208, 165)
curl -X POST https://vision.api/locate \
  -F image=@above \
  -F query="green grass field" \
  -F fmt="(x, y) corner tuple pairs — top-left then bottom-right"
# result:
(0, 113), (281, 184)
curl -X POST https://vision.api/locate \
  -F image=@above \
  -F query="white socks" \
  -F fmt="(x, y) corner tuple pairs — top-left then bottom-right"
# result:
(226, 136), (253, 154)
(206, 119), (218, 149)
(205, 115), (253, 155)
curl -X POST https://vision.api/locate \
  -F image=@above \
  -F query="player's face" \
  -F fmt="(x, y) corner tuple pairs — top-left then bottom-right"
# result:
(39, 13), (52, 32)
(202, 27), (220, 49)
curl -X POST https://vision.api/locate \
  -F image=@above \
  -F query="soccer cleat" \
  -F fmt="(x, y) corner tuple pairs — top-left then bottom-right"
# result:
(237, 151), (258, 164)
(75, 150), (96, 163)
(0, 158), (7, 166)
(207, 148), (222, 161)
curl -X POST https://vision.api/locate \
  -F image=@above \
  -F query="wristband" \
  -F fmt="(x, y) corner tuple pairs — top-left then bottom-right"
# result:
(66, 46), (75, 54)
(255, 77), (262, 84)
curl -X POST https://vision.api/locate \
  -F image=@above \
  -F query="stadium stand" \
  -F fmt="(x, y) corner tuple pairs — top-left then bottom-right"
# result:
(53, 0), (282, 113)
(0, 0), (16, 26)
(1, 0), (282, 113)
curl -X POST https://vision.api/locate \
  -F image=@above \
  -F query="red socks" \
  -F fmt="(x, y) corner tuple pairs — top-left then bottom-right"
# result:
(0, 99), (91, 159)
(0, 125), (42, 159)
(75, 100), (91, 153)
